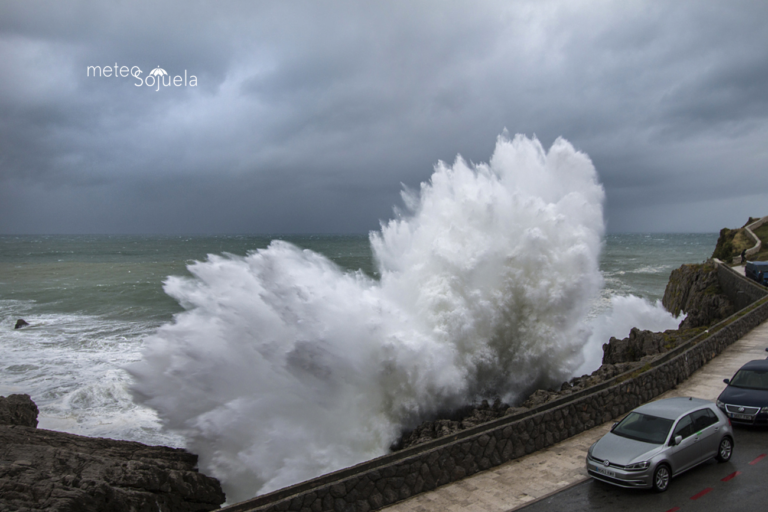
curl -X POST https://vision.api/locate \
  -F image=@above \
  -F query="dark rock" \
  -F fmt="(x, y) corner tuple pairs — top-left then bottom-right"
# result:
(662, 263), (734, 328)
(0, 395), (225, 512)
(14, 319), (29, 329)
(602, 328), (678, 364)
(520, 389), (556, 409)
(0, 394), (39, 428)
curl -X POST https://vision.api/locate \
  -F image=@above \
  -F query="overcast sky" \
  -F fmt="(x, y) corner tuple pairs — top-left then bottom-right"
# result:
(1, 0), (766, 235)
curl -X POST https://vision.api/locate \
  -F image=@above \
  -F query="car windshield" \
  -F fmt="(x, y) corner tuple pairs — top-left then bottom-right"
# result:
(612, 412), (674, 444)
(730, 369), (768, 390)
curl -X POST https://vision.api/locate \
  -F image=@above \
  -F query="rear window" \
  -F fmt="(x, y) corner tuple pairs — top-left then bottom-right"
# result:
(613, 412), (674, 444)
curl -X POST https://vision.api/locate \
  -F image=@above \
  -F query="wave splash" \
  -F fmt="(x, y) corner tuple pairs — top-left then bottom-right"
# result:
(129, 134), (606, 501)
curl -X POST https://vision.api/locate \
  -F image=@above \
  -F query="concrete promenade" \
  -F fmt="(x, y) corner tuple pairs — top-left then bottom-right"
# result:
(384, 291), (768, 512)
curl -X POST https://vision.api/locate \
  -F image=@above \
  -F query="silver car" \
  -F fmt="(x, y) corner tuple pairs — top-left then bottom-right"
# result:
(586, 397), (734, 492)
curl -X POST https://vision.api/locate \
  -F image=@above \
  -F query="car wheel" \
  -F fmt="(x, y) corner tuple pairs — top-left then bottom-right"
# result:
(652, 464), (671, 493)
(716, 437), (733, 463)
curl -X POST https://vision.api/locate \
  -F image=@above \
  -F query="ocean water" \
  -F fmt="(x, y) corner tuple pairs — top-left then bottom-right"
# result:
(0, 234), (373, 445)
(0, 135), (718, 502)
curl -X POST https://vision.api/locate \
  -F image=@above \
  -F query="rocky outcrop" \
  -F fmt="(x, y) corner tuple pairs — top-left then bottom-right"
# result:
(710, 217), (762, 262)
(0, 395), (225, 512)
(14, 319), (29, 329)
(602, 328), (690, 365)
(662, 263), (734, 329)
(396, 399), (512, 449)
(0, 394), (39, 428)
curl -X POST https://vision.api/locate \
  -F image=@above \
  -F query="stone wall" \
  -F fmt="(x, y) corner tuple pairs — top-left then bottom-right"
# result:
(222, 270), (768, 512)
(715, 259), (768, 310)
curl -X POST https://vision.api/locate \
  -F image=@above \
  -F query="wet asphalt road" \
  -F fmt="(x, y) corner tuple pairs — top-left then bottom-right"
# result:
(518, 425), (767, 512)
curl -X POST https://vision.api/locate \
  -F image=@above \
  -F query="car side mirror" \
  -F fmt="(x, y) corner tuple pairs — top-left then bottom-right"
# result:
(611, 422), (618, 431)
(723, 378), (730, 385)
(671, 435), (682, 446)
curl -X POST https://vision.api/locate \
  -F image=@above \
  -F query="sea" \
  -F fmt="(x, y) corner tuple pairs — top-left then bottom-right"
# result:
(0, 232), (715, 444)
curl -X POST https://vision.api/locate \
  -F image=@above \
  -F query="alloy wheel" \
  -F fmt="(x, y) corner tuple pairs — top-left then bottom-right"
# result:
(653, 465), (670, 492)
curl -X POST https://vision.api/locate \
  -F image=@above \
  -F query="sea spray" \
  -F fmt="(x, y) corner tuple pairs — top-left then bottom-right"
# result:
(578, 295), (682, 376)
(129, 133), (606, 501)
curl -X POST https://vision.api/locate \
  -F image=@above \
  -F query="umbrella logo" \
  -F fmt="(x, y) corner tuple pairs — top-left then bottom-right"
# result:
(149, 66), (168, 77)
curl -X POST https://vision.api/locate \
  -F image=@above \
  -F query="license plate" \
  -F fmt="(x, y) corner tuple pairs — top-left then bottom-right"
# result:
(732, 413), (753, 420)
(597, 467), (616, 478)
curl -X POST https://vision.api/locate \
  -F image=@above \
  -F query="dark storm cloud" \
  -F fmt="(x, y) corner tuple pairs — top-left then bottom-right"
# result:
(1, 0), (767, 234)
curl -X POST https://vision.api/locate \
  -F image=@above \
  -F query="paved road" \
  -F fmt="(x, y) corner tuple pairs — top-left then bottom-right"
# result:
(519, 425), (768, 512)
(384, 307), (768, 512)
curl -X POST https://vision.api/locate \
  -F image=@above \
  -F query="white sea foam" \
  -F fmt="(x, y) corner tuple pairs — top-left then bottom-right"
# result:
(0, 303), (181, 447)
(576, 295), (682, 377)
(628, 265), (671, 274)
(129, 134), (608, 501)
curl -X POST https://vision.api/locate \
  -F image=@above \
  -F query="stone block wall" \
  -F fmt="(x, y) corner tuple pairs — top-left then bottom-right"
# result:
(716, 259), (768, 311)
(222, 271), (768, 512)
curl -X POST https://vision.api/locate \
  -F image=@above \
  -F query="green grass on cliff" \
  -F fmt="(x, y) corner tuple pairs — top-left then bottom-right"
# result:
(751, 223), (768, 261)
(712, 217), (768, 263)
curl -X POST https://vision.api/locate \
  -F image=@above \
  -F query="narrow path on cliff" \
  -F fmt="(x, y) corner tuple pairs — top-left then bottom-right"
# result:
(382, 318), (768, 512)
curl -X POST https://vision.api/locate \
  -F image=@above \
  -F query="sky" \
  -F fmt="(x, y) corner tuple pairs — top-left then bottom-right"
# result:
(1, 0), (767, 235)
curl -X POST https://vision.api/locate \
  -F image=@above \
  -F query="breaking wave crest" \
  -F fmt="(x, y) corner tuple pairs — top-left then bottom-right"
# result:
(129, 134), (607, 501)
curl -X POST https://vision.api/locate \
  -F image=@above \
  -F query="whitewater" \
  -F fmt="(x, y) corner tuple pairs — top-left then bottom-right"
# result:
(126, 134), (675, 502)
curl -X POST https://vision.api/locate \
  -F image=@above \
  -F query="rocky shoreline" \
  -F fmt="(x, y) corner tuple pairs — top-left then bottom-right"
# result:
(395, 262), (733, 451)
(0, 394), (225, 512)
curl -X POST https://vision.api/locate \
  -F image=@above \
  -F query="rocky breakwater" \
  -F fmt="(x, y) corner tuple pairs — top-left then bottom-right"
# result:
(0, 394), (225, 512)
(397, 262), (734, 450)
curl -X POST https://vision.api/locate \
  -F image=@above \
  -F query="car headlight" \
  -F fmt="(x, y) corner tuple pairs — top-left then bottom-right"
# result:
(761, 406), (768, 414)
(625, 461), (650, 471)
(716, 399), (725, 410)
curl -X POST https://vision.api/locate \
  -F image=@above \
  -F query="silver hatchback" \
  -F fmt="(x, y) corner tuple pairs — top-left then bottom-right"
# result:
(586, 397), (734, 492)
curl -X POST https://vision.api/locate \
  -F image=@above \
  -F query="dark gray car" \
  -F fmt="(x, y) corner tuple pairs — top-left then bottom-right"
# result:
(586, 397), (734, 492)
(717, 356), (768, 425)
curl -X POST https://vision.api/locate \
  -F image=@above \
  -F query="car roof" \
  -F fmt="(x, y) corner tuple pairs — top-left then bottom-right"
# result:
(746, 261), (768, 267)
(632, 397), (712, 420)
(737, 359), (768, 371)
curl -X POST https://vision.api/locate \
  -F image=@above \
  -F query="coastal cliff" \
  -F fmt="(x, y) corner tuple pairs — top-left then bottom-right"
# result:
(662, 262), (733, 329)
(0, 394), (226, 512)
